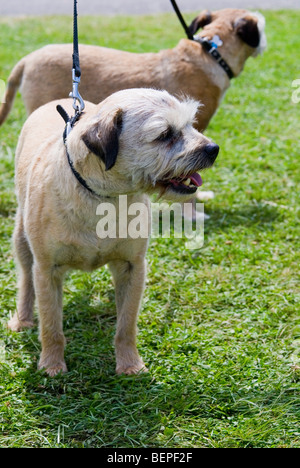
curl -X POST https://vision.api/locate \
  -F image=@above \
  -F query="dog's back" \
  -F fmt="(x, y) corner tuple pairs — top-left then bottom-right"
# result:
(0, 9), (266, 131)
(2, 43), (164, 119)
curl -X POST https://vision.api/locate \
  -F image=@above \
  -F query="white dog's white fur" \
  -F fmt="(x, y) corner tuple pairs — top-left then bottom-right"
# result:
(8, 88), (219, 376)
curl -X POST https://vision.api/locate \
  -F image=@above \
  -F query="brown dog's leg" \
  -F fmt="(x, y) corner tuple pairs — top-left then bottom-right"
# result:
(8, 212), (35, 331)
(33, 263), (67, 377)
(109, 259), (147, 375)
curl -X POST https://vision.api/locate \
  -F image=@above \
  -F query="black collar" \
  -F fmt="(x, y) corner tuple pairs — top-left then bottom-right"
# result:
(66, 144), (112, 200)
(169, 0), (234, 79)
(65, 147), (101, 198)
(194, 36), (234, 80)
(57, 104), (101, 199)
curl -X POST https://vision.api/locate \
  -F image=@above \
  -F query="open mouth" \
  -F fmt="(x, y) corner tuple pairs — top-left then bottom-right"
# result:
(159, 172), (203, 195)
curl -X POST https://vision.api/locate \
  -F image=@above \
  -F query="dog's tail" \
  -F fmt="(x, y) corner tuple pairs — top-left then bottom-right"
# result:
(0, 58), (25, 126)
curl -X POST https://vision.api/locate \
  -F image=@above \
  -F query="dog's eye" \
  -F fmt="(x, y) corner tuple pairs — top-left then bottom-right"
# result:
(156, 126), (174, 142)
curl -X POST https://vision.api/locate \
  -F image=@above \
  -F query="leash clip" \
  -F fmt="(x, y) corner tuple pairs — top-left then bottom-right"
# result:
(69, 68), (85, 114)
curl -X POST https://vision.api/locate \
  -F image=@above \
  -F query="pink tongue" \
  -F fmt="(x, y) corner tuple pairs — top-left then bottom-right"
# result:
(190, 173), (203, 187)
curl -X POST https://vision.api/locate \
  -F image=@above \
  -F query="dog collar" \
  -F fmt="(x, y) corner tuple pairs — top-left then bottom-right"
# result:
(66, 146), (113, 200)
(65, 146), (101, 198)
(56, 104), (102, 199)
(194, 35), (234, 80)
(169, 1), (233, 79)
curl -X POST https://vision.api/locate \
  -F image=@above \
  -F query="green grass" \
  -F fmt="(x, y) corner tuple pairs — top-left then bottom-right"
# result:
(0, 11), (299, 448)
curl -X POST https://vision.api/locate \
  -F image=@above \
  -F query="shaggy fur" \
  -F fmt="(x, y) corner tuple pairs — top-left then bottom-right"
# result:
(7, 89), (219, 376)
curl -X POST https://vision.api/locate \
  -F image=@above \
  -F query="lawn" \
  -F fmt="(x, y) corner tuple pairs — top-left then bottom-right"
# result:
(0, 10), (299, 448)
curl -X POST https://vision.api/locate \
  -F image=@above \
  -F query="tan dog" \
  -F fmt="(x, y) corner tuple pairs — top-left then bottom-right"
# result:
(0, 9), (266, 132)
(7, 88), (219, 376)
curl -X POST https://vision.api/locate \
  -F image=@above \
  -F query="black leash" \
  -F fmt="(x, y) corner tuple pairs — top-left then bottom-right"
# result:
(169, 0), (234, 79)
(70, 0), (85, 117)
(72, 0), (81, 80)
(56, 0), (100, 198)
(57, 0), (85, 135)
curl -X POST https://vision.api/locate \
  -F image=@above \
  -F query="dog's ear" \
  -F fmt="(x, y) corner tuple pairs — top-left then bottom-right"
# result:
(188, 10), (212, 36)
(235, 16), (260, 48)
(82, 109), (123, 171)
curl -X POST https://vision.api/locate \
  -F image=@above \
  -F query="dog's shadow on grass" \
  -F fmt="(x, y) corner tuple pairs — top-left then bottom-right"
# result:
(17, 305), (299, 449)
(12, 292), (163, 447)
(7, 266), (298, 447)
(204, 202), (281, 233)
(5, 202), (287, 447)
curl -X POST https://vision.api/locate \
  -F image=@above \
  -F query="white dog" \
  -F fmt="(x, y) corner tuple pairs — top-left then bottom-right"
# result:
(7, 88), (219, 376)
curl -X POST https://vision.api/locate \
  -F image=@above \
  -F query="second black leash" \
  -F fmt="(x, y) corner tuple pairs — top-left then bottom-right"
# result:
(169, 0), (194, 40)
(169, 0), (234, 80)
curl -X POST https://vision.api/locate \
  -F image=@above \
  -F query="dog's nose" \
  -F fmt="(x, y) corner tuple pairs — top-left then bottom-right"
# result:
(204, 143), (219, 161)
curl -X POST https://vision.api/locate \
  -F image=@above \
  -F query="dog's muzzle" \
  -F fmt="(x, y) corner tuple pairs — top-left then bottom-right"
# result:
(158, 142), (219, 195)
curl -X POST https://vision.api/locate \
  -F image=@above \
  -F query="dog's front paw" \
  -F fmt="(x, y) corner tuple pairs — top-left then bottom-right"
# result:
(7, 314), (34, 332)
(38, 360), (68, 377)
(116, 359), (148, 375)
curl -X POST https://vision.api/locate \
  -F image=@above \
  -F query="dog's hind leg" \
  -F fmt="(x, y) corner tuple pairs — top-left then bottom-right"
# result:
(8, 211), (35, 332)
(109, 259), (148, 375)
